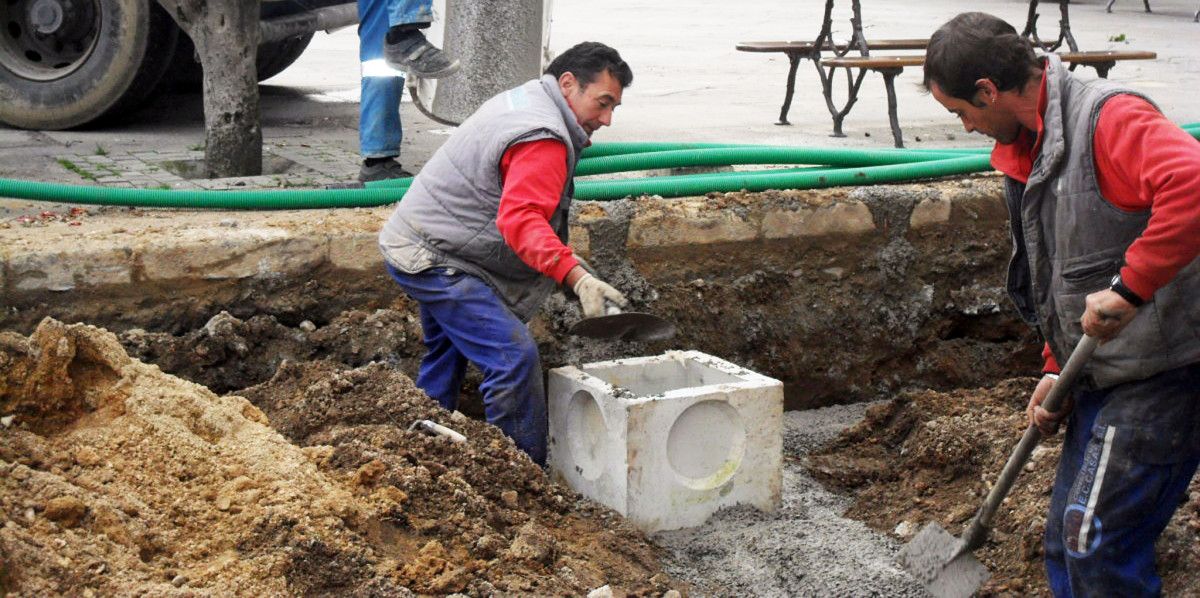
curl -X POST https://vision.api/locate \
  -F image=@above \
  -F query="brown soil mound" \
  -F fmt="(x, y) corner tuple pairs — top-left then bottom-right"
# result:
(0, 319), (679, 596)
(808, 379), (1200, 596)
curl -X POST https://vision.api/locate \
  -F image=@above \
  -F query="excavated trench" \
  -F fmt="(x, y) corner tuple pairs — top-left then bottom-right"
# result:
(2, 177), (1056, 595)
(1, 177), (1039, 409)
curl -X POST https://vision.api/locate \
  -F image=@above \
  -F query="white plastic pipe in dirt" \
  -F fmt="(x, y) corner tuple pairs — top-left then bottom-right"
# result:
(430, 0), (546, 122)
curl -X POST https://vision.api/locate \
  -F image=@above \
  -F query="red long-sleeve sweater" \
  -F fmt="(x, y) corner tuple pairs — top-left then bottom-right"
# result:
(991, 71), (1200, 373)
(494, 139), (579, 283)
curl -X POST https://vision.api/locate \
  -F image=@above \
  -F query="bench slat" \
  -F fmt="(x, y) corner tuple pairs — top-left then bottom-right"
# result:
(736, 38), (927, 53)
(821, 50), (1157, 69)
(1055, 50), (1157, 62)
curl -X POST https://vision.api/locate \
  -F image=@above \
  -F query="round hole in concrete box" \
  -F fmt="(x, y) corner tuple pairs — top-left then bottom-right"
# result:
(567, 389), (607, 481)
(667, 400), (745, 490)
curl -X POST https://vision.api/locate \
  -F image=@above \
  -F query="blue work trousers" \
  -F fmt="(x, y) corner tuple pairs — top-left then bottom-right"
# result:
(386, 265), (548, 465)
(356, 0), (431, 158)
(1044, 362), (1200, 597)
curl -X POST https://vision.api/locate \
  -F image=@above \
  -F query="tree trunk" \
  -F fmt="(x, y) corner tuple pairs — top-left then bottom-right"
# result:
(158, 0), (262, 178)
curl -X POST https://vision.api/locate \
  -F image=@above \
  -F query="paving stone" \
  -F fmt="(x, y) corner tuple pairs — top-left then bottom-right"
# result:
(7, 242), (133, 292)
(910, 196), (953, 230)
(762, 201), (876, 239)
(138, 227), (325, 281)
(628, 197), (757, 248)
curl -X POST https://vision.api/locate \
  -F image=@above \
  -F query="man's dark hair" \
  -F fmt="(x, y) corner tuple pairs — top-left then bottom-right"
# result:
(545, 41), (633, 88)
(923, 12), (1040, 102)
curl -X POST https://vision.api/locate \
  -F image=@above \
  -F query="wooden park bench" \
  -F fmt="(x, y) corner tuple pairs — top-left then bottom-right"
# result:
(1105, 0), (1200, 21)
(822, 50), (1158, 148)
(736, 39), (927, 126)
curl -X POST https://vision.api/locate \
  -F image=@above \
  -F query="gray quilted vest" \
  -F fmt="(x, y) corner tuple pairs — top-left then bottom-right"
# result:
(1004, 55), (1200, 388)
(379, 75), (588, 321)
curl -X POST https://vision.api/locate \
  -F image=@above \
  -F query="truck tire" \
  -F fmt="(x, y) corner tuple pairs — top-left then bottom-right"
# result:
(162, 30), (314, 92)
(256, 32), (314, 81)
(0, 0), (178, 130)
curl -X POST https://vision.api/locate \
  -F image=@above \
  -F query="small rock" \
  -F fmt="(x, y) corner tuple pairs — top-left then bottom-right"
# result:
(298, 320), (316, 332)
(218, 219), (238, 228)
(500, 490), (519, 508)
(75, 447), (102, 467)
(172, 574), (187, 587)
(822, 267), (846, 280)
(894, 520), (916, 538)
(0, 415), (14, 427)
(587, 585), (614, 598)
(664, 591), (682, 598)
(44, 496), (88, 527)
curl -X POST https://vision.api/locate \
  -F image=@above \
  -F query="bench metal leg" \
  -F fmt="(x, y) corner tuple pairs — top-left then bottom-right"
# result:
(817, 65), (867, 138)
(777, 51), (803, 125)
(879, 68), (905, 148)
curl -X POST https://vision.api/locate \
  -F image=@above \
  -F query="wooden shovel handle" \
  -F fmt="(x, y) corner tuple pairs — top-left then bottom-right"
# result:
(959, 334), (1099, 552)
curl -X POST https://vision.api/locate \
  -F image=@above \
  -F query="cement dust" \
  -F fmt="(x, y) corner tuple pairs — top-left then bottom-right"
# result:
(809, 380), (1200, 596)
(0, 319), (680, 596)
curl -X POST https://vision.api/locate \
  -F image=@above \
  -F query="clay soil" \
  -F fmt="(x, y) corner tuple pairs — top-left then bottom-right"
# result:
(0, 319), (681, 596)
(807, 379), (1200, 596)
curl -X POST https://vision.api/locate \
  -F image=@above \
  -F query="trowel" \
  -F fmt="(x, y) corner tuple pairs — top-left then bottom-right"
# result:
(897, 334), (1099, 598)
(568, 303), (677, 343)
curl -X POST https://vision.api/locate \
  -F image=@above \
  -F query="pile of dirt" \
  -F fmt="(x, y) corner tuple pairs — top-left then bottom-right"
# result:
(0, 319), (680, 596)
(807, 379), (1200, 595)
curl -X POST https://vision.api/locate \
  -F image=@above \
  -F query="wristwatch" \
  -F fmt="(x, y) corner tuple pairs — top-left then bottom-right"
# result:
(1110, 274), (1145, 307)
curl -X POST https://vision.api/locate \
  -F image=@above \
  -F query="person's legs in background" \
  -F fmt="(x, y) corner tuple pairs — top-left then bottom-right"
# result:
(383, 0), (460, 78)
(356, 0), (410, 182)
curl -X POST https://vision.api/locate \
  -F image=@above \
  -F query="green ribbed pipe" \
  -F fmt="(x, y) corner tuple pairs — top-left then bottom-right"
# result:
(572, 154), (992, 200)
(574, 146), (976, 177)
(0, 178), (404, 209)
(1, 124), (1195, 208)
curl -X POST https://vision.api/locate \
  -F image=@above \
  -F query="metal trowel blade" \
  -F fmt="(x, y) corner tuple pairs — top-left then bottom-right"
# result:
(568, 312), (677, 342)
(897, 523), (990, 598)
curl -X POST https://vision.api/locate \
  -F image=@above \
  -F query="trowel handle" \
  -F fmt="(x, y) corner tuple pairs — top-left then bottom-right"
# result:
(959, 334), (1098, 553)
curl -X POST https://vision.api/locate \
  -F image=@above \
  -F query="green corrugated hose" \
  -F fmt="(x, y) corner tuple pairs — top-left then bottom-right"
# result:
(1, 124), (1196, 209)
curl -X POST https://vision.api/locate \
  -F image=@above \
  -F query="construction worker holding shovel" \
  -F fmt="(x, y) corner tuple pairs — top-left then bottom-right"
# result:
(923, 12), (1200, 597)
(378, 42), (633, 466)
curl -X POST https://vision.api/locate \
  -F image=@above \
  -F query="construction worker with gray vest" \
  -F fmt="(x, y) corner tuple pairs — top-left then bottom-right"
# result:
(924, 12), (1200, 597)
(378, 42), (633, 466)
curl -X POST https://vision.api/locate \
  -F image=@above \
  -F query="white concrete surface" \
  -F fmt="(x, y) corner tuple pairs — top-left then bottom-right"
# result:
(547, 350), (783, 533)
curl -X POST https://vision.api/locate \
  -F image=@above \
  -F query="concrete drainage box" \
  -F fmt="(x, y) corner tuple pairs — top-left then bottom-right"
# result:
(547, 350), (783, 533)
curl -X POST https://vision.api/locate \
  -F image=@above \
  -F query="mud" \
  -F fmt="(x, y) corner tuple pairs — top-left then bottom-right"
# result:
(0, 320), (680, 596)
(808, 380), (1200, 596)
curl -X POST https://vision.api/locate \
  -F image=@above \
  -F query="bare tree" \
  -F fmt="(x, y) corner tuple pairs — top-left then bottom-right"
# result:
(158, 0), (262, 178)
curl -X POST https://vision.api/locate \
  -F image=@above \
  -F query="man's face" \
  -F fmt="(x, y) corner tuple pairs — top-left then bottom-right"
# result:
(930, 81), (1022, 145)
(559, 70), (623, 137)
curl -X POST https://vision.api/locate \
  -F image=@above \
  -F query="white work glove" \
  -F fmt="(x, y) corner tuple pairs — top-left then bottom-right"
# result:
(573, 273), (628, 319)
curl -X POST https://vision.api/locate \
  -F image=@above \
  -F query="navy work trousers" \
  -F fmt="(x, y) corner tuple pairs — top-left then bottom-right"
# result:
(387, 265), (548, 465)
(1044, 362), (1200, 597)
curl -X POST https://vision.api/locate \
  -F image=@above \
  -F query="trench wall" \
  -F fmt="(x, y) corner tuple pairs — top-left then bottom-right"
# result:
(0, 178), (1040, 408)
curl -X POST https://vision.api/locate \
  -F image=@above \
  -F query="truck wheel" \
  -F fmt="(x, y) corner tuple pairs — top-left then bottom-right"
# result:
(0, 0), (177, 130)
(256, 32), (314, 81)
(165, 30), (315, 92)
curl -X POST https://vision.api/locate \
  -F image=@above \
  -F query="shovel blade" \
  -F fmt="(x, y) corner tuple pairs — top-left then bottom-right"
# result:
(897, 523), (990, 598)
(568, 312), (677, 343)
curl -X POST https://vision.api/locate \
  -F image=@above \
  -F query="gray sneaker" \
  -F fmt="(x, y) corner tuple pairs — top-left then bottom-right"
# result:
(383, 32), (461, 79)
(358, 159), (413, 182)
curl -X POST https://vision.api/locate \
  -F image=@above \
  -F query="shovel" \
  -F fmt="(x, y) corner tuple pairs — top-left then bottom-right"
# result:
(898, 334), (1099, 598)
(568, 302), (677, 343)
